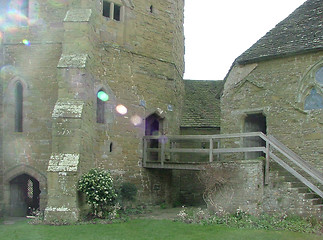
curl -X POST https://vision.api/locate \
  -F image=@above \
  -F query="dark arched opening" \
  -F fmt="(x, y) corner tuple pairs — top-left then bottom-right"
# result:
(10, 174), (40, 216)
(145, 113), (163, 161)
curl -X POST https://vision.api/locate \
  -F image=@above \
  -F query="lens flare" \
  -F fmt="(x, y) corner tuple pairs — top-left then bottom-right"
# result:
(131, 115), (143, 126)
(0, 65), (17, 79)
(0, 16), (5, 26)
(116, 104), (127, 115)
(7, 9), (28, 23)
(22, 39), (30, 46)
(97, 91), (109, 101)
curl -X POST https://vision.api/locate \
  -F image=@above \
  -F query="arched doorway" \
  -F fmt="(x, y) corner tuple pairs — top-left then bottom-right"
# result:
(145, 113), (164, 161)
(244, 113), (267, 159)
(10, 174), (40, 216)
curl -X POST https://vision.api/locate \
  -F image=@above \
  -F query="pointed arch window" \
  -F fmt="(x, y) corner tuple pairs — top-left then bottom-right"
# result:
(97, 89), (105, 123)
(15, 82), (23, 132)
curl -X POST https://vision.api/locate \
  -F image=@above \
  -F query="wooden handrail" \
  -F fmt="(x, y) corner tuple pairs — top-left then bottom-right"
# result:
(143, 132), (323, 198)
(265, 134), (323, 184)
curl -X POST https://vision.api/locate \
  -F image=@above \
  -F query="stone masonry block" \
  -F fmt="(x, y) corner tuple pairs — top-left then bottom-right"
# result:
(57, 54), (88, 68)
(64, 9), (92, 22)
(52, 99), (84, 118)
(48, 153), (79, 172)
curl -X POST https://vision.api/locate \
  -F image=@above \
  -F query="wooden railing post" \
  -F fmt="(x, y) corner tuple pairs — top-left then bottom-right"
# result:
(170, 141), (175, 162)
(143, 138), (148, 167)
(217, 141), (220, 161)
(160, 136), (166, 167)
(265, 141), (270, 185)
(209, 138), (213, 162)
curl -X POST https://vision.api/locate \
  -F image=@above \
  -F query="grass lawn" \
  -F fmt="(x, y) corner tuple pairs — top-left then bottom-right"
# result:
(0, 219), (322, 240)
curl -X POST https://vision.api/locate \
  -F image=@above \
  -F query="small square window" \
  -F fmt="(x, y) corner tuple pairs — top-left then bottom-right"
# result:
(103, 1), (111, 18)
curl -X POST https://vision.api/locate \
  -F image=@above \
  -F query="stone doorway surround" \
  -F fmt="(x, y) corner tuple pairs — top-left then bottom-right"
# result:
(3, 164), (47, 216)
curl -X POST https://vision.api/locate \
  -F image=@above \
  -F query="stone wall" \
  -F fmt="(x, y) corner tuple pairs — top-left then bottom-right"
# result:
(175, 128), (220, 206)
(202, 160), (264, 215)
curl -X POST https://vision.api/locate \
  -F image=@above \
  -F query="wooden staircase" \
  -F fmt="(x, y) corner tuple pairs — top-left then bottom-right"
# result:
(270, 162), (323, 216)
(143, 132), (323, 217)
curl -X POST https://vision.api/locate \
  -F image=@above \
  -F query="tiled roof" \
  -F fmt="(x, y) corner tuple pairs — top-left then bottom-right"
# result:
(236, 0), (323, 64)
(181, 80), (223, 128)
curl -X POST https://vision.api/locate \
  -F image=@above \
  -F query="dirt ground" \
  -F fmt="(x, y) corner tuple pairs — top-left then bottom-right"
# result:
(1, 207), (185, 224)
(135, 207), (183, 220)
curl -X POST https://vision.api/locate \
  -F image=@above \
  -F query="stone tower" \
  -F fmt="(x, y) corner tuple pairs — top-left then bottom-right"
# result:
(0, 0), (184, 221)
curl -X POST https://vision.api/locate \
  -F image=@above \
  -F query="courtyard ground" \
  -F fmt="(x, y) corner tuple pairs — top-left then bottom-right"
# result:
(0, 208), (322, 240)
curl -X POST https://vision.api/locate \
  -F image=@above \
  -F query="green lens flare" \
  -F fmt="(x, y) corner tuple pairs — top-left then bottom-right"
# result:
(97, 91), (109, 101)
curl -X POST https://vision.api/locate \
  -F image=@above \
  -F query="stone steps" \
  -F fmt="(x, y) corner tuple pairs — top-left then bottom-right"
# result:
(271, 162), (323, 217)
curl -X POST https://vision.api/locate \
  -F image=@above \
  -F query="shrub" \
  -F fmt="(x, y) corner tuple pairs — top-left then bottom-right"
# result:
(78, 169), (117, 217)
(120, 182), (137, 202)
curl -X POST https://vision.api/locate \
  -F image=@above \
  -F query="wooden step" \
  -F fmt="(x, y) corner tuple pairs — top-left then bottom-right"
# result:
(290, 182), (306, 188)
(311, 198), (323, 205)
(282, 175), (298, 182)
(296, 187), (311, 193)
(302, 193), (320, 199)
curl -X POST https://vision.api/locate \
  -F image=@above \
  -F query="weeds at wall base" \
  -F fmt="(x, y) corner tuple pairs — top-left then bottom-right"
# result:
(175, 206), (323, 235)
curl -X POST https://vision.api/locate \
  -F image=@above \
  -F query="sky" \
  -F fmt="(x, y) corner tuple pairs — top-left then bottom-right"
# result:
(184, 0), (307, 80)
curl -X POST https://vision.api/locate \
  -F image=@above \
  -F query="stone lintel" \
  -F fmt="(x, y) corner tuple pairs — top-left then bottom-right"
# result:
(64, 9), (92, 22)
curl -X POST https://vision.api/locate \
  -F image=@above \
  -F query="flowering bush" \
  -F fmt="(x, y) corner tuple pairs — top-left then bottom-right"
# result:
(78, 169), (117, 217)
(176, 206), (209, 224)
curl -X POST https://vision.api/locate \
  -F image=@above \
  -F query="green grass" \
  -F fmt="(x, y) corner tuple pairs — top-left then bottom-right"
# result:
(0, 219), (322, 240)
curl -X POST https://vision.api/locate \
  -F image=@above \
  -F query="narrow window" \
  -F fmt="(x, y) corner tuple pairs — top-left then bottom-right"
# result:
(15, 82), (23, 132)
(103, 1), (111, 18)
(109, 142), (113, 152)
(315, 67), (323, 85)
(113, 4), (121, 21)
(21, 0), (29, 17)
(97, 90), (105, 123)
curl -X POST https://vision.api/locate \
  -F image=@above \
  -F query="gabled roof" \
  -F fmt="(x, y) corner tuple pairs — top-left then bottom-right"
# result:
(181, 80), (223, 128)
(236, 0), (323, 64)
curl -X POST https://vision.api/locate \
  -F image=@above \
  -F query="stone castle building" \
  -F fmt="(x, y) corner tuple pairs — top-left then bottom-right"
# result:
(0, 0), (322, 220)
(0, 0), (185, 220)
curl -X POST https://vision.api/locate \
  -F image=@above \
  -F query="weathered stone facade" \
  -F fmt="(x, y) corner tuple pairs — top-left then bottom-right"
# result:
(0, 0), (184, 220)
